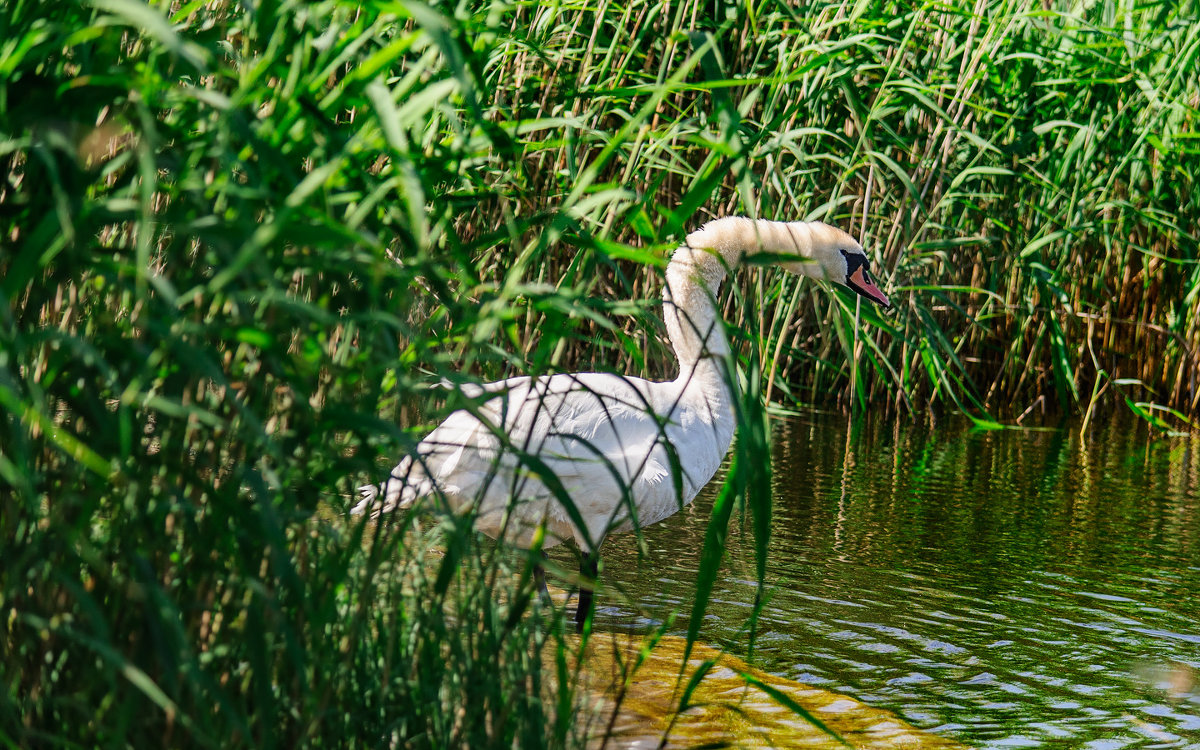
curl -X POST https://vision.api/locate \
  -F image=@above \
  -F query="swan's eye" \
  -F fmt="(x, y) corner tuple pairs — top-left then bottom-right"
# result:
(839, 248), (868, 277)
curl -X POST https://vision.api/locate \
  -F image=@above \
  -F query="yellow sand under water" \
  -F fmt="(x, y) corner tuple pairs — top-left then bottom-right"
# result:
(562, 632), (968, 749)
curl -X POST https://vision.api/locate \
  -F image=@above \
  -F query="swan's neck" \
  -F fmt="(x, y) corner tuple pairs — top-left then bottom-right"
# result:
(662, 216), (840, 401)
(662, 241), (741, 405)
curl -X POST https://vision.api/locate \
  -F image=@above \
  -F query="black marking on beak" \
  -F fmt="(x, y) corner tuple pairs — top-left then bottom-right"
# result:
(839, 249), (891, 309)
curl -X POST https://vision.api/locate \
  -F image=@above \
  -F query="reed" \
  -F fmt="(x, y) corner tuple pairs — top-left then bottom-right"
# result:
(2, 0), (1198, 746)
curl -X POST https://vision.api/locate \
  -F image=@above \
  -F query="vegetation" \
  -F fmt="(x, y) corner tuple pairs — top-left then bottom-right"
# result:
(1, 0), (1198, 747)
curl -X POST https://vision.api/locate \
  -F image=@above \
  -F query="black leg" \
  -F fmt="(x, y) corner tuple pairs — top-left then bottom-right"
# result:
(533, 551), (551, 606)
(575, 551), (599, 633)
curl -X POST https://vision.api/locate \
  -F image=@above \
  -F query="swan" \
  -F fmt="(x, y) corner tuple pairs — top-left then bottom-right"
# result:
(353, 216), (891, 630)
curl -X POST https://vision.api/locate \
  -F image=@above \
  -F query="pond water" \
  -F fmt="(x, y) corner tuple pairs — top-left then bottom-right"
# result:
(576, 414), (1200, 748)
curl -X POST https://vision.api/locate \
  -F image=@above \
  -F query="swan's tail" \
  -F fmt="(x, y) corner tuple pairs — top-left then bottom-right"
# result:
(351, 456), (429, 518)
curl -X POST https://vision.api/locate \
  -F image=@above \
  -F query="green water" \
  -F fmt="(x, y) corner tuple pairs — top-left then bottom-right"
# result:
(584, 415), (1200, 748)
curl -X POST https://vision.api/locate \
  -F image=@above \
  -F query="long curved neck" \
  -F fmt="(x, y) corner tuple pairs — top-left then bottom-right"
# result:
(661, 222), (753, 410)
(663, 251), (732, 373)
(662, 216), (840, 388)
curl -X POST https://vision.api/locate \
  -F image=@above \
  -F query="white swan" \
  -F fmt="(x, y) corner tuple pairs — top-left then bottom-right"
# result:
(354, 216), (890, 629)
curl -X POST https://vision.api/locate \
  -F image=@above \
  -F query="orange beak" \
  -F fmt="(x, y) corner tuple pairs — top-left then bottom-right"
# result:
(848, 265), (891, 309)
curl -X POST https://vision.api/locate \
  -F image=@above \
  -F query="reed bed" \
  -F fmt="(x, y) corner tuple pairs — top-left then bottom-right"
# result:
(2, 0), (1198, 747)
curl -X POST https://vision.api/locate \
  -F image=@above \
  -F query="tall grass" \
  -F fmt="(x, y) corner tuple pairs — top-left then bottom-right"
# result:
(0, 1), (598, 746)
(468, 0), (1200, 425)
(2, 0), (1198, 746)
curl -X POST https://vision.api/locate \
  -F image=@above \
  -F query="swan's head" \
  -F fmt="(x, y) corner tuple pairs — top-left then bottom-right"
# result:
(683, 217), (891, 309)
(776, 222), (891, 309)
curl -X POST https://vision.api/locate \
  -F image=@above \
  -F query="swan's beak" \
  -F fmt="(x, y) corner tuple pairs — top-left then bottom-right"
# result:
(847, 265), (891, 309)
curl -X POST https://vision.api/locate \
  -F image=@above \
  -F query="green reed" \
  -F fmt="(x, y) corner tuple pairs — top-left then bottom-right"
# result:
(2, 0), (1198, 747)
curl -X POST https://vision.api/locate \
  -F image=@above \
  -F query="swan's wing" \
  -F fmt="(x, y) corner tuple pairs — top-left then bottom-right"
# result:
(485, 373), (675, 483)
(425, 373), (701, 548)
(362, 371), (726, 549)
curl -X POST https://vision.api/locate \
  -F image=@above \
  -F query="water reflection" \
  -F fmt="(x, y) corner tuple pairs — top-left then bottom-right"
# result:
(581, 415), (1200, 748)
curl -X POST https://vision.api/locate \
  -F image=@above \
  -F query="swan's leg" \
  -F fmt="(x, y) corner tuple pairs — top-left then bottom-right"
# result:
(574, 552), (599, 633)
(533, 551), (551, 605)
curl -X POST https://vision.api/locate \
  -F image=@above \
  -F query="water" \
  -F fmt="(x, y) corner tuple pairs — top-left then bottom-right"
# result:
(581, 414), (1200, 748)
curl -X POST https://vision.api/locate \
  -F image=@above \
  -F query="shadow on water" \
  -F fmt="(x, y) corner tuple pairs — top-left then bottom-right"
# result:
(571, 414), (1200, 748)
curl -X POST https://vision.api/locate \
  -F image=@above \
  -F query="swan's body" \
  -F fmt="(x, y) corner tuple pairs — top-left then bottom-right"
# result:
(362, 371), (730, 551)
(354, 216), (890, 627)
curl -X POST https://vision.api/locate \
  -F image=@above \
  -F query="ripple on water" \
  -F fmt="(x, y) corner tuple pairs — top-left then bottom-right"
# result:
(578, 416), (1200, 747)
